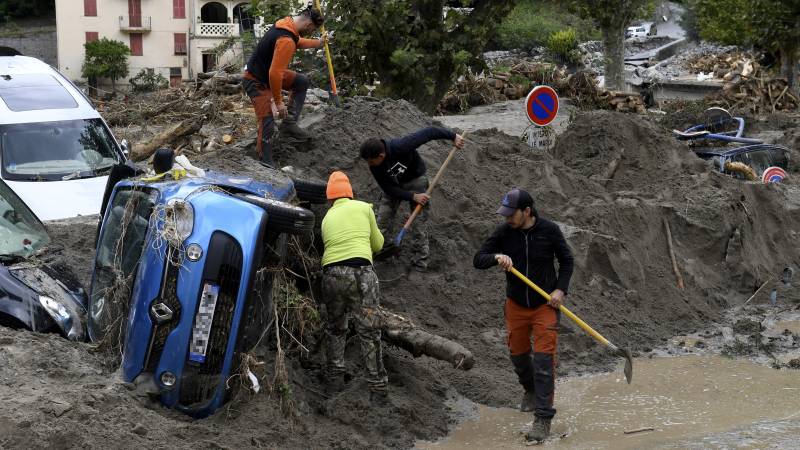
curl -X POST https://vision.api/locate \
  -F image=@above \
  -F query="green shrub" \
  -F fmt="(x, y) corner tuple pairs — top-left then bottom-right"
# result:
(129, 69), (168, 93)
(546, 28), (578, 62)
(493, 1), (598, 50)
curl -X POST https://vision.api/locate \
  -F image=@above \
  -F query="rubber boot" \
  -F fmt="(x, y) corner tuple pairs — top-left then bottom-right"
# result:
(279, 105), (312, 141)
(510, 352), (537, 412)
(526, 416), (552, 443)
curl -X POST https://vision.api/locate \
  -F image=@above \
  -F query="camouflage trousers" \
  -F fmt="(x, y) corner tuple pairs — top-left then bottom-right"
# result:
(377, 175), (430, 270)
(323, 265), (387, 391)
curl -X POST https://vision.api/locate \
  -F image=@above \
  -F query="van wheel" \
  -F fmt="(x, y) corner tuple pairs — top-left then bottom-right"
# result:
(235, 194), (315, 235)
(292, 178), (328, 204)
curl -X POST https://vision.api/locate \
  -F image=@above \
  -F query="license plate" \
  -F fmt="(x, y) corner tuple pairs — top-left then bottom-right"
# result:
(189, 283), (219, 363)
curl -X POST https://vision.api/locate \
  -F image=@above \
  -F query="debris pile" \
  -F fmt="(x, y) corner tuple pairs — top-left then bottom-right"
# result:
(685, 50), (760, 82)
(707, 76), (800, 113)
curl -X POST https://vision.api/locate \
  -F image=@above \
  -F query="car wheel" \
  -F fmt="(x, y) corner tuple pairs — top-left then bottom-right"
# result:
(235, 194), (315, 235)
(292, 178), (328, 204)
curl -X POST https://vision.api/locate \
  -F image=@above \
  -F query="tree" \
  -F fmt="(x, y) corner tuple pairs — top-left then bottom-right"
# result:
(693, 0), (800, 95)
(749, 0), (800, 95)
(81, 38), (130, 95)
(0, 0), (53, 20)
(569, 0), (649, 91)
(249, 1), (519, 113)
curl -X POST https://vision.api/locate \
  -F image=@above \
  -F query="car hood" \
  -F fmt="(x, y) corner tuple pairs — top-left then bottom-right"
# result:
(5, 176), (107, 221)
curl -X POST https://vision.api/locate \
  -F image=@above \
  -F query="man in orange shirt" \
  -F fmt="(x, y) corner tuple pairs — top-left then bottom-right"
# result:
(243, 6), (326, 167)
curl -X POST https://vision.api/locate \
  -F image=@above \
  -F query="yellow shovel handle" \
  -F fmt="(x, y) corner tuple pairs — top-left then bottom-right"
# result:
(313, 0), (338, 96)
(508, 267), (611, 348)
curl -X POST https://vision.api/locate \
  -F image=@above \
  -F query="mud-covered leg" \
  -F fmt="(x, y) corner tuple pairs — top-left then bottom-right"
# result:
(403, 176), (430, 270)
(376, 194), (400, 242)
(353, 266), (388, 395)
(324, 267), (358, 381)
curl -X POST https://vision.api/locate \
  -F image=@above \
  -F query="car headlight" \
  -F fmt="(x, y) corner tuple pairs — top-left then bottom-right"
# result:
(165, 199), (194, 241)
(39, 295), (77, 339)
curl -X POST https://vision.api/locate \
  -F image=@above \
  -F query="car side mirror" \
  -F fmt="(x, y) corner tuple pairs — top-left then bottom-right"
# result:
(120, 139), (129, 156)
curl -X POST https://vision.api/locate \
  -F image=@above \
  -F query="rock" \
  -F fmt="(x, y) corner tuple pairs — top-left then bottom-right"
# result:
(132, 423), (148, 436)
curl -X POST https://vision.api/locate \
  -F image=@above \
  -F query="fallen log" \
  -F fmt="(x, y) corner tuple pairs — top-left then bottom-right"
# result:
(364, 306), (474, 370)
(131, 116), (204, 161)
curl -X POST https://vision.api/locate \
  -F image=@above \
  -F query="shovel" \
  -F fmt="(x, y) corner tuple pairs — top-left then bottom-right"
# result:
(313, 0), (340, 106)
(509, 267), (633, 384)
(374, 139), (462, 261)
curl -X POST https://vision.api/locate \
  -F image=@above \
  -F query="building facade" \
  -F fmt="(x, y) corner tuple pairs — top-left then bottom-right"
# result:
(55, 0), (281, 86)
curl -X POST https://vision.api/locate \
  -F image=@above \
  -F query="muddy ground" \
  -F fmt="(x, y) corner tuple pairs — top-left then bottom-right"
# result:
(1, 98), (799, 449)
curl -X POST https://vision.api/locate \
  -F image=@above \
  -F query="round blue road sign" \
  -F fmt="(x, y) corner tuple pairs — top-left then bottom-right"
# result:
(525, 86), (559, 127)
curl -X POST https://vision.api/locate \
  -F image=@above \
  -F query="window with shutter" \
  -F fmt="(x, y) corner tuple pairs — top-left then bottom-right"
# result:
(85, 32), (99, 43)
(130, 33), (143, 56)
(173, 0), (186, 19)
(174, 33), (187, 55)
(84, 0), (97, 17)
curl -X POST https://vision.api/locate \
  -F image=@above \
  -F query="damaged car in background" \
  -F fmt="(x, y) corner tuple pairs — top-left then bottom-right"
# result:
(0, 178), (87, 340)
(89, 164), (319, 418)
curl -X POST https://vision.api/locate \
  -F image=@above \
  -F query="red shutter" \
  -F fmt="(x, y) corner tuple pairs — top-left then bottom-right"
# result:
(128, 0), (142, 27)
(130, 33), (143, 56)
(173, 0), (186, 19)
(85, 32), (99, 43)
(174, 33), (187, 55)
(84, 0), (97, 17)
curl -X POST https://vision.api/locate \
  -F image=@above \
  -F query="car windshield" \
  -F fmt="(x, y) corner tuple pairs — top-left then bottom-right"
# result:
(0, 119), (122, 181)
(89, 187), (156, 341)
(0, 179), (49, 259)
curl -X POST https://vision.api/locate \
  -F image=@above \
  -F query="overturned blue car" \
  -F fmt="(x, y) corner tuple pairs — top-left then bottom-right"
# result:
(89, 168), (317, 417)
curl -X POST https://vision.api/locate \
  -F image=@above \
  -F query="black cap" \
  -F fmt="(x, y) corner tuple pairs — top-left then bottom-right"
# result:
(496, 188), (534, 216)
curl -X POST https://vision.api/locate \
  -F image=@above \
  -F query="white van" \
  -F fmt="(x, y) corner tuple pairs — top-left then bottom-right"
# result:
(0, 56), (126, 221)
(626, 22), (657, 39)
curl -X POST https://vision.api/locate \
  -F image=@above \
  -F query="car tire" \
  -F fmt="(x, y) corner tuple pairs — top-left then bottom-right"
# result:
(235, 194), (315, 235)
(292, 178), (328, 204)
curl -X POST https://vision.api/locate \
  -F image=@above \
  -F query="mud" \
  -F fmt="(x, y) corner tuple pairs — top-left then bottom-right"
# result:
(1, 98), (799, 448)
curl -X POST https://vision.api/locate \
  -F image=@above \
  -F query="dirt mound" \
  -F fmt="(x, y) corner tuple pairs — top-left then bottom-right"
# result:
(552, 110), (705, 190)
(2, 98), (800, 449)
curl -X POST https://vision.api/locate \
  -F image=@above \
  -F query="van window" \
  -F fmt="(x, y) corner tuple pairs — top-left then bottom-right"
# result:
(0, 119), (123, 181)
(0, 74), (78, 111)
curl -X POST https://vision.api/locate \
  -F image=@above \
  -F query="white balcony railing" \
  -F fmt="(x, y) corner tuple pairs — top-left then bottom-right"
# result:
(197, 22), (238, 38)
(119, 15), (152, 32)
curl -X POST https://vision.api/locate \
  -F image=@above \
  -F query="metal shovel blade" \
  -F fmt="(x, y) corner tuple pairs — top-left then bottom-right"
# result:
(374, 243), (401, 261)
(614, 347), (634, 384)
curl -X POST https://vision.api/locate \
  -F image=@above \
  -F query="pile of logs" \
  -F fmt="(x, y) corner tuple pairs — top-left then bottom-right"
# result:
(686, 51), (759, 83)
(707, 75), (799, 113)
(196, 70), (244, 97)
(601, 90), (647, 113)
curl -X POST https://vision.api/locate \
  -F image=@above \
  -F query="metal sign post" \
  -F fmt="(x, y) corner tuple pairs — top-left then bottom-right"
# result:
(524, 85), (559, 151)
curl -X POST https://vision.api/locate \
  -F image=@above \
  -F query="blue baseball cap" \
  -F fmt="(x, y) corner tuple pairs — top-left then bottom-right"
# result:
(496, 189), (534, 216)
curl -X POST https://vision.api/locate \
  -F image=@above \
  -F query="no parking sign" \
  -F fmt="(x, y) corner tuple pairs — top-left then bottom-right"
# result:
(525, 85), (559, 126)
(524, 86), (559, 150)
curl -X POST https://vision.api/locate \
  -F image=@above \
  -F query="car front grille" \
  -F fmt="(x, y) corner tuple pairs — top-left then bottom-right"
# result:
(179, 232), (243, 408)
(144, 261), (182, 373)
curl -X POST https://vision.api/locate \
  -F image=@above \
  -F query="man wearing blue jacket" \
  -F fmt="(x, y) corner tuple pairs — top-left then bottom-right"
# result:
(359, 127), (464, 271)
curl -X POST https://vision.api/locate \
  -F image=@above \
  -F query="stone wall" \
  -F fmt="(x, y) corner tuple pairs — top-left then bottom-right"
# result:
(0, 28), (57, 66)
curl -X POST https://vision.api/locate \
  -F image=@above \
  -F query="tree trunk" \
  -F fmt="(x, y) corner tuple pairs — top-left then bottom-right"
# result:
(130, 116), (204, 161)
(781, 45), (798, 96)
(365, 306), (474, 370)
(602, 25), (626, 91)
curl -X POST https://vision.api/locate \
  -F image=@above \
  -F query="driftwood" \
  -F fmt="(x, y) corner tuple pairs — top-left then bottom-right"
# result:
(663, 218), (685, 290)
(364, 306), (474, 370)
(131, 116), (204, 161)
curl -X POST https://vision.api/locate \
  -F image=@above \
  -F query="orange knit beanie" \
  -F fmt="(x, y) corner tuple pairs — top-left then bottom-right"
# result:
(326, 171), (353, 200)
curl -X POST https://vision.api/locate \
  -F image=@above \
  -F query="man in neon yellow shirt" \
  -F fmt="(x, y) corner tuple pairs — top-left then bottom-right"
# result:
(321, 171), (387, 400)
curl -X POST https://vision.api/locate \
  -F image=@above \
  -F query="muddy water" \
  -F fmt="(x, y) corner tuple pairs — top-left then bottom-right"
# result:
(417, 356), (800, 449)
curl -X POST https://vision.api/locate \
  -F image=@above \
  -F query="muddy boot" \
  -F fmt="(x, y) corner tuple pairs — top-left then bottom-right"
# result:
(520, 389), (536, 413)
(326, 372), (346, 392)
(370, 387), (389, 406)
(525, 416), (551, 443)
(279, 118), (312, 141)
